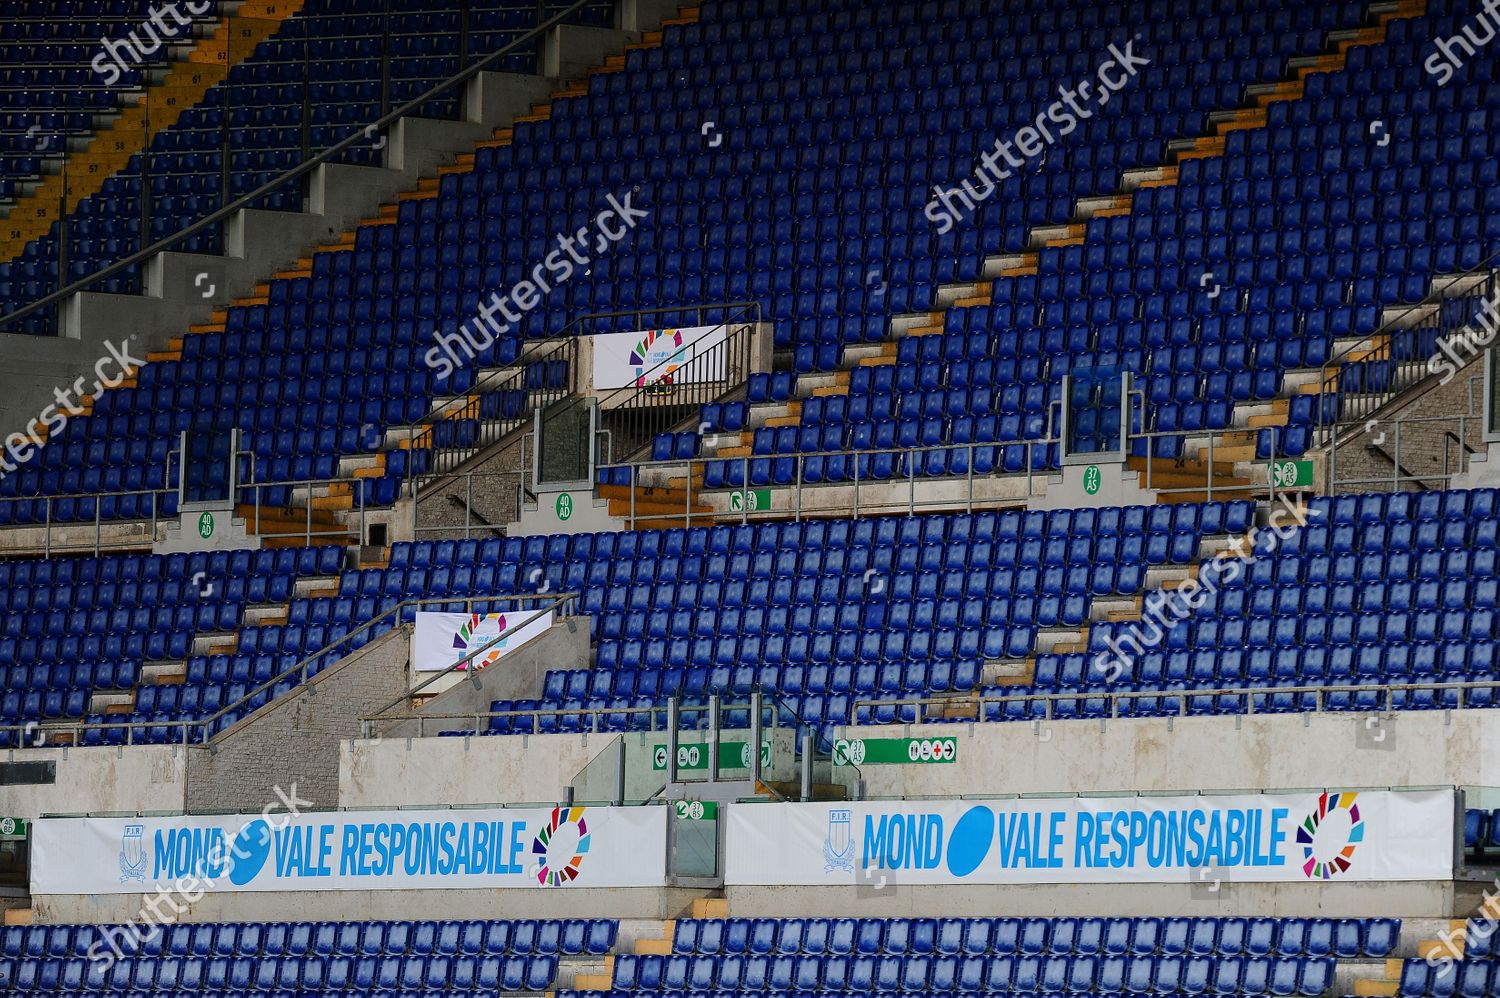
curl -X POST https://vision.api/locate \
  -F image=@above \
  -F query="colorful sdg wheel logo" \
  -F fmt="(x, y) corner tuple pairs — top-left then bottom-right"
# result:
(1297, 791), (1364, 879)
(452, 612), (507, 671)
(630, 329), (685, 388)
(531, 806), (592, 887)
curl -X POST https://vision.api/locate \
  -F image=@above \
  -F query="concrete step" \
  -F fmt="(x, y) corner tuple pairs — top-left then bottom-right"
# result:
(690, 898), (729, 919)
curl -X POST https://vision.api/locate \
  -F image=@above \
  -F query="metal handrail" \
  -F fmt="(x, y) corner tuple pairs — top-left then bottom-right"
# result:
(0, 591), (576, 747)
(0, 471), (397, 556)
(1312, 252), (1500, 444)
(851, 678), (1500, 720)
(403, 334), (580, 483)
(353, 677), (1500, 742)
(0, 0), (605, 328)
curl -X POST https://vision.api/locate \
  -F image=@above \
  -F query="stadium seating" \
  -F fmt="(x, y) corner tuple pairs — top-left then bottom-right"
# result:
(0, 0), (1390, 517)
(993, 489), (1500, 721)
(0, 1), (615, 335)
(0, 545), (345, 745)
(1464, 808), (1500, 851)
(0, 917), (614, 993)
(1391, 934), (1500, 998)
(553, 916), (1397, 997)
(0, 2), (218, 205)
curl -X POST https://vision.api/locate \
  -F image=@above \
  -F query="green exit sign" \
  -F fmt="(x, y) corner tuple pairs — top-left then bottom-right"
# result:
(1268, 460), (1314, 489)
(673, 800), (719, 821)
(651, 740), (772, 771)
(832, 736), (958, 766)
(728, 489), (772, 513)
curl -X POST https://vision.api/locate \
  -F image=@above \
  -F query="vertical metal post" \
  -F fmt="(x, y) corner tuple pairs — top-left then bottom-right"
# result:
(614, 737), (627, 806)
(706, 694), (720, 784)
(141, 95), (151, 251)
(666, 697), (679, 785)
(748, 690), (763, 787)
(459, 0), (471, 71)
(799, 730), (813, 802)
(301, 15), (312, 160)
(380, 0), (392, 117)
(535, 0), (548, 77)
(1394, 420), (1401, 492)
(58, 165), (68, 290)
(221, 31), (231, 210)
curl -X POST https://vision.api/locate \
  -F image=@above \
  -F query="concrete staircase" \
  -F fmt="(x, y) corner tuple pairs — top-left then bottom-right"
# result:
(8, 4), (702, 551)
(0, 0), (298, 252)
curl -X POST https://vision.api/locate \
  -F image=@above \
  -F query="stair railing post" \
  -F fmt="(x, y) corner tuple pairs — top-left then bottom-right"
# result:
(142, 94), (151, 253)
(748, 690), (762, 788)
(1394, 419), (1402, 492)
(706, 694), (720, 784)
(535, 0), (547, 75)
(221, 30), (232, 212)
(459, 0), (470, 71)
(666, 697), (679, 786)
(380, 0), (392, 118)
(58, 163), (68, 296)
(799, 730), (813, 802)
(301, 14), (312, 160)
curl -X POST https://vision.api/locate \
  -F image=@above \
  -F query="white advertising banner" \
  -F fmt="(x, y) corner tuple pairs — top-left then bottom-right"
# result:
(591, 324), (730, 390)
(725, 790), (1454, 886)
(32, 805), (667, 895)
(411, 608), (554, 673)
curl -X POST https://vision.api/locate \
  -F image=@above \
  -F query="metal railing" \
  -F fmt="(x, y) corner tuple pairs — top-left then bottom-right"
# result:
(1313, 254), (1500, 446)
(0, 591), (575, 749)
(588, 424), (1305, 527)
(0, 471), (391, 557)
(851, 678), (1500, 722)
(402, 334), (579, 484)
(0, 0), (613, 330)
(564, 301), (764, 464)
(1326, 376), (1486, 494)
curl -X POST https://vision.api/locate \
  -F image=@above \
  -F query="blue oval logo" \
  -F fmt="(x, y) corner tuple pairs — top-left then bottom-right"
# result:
(227, 819), (272, 886)
(946, 806), (994, 878)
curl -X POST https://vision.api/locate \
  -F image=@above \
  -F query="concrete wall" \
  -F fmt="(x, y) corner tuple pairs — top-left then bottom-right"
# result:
(0, 333), (116, 443)
(839, 710), (1500, 800)
(341, 729), (623, 809)
(0, 745), (187, 819)
(185, 627), (410, 814)
(726, 881), (1455, 920)
(341, 720), (806, 810)
(33, 886), (702, 925)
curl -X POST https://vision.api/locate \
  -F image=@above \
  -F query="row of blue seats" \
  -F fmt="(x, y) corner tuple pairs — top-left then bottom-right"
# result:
(0, 919), (611, 960)
(671, 917), (1396, 959)
(608, 952), (1336, 995)
(1463, 809), (1500, 850)
(0, 953), (558, 993)
(389, 506), (1244, 565)
(0, 545), (341, 585)
(1397, 958), (1500, 997)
